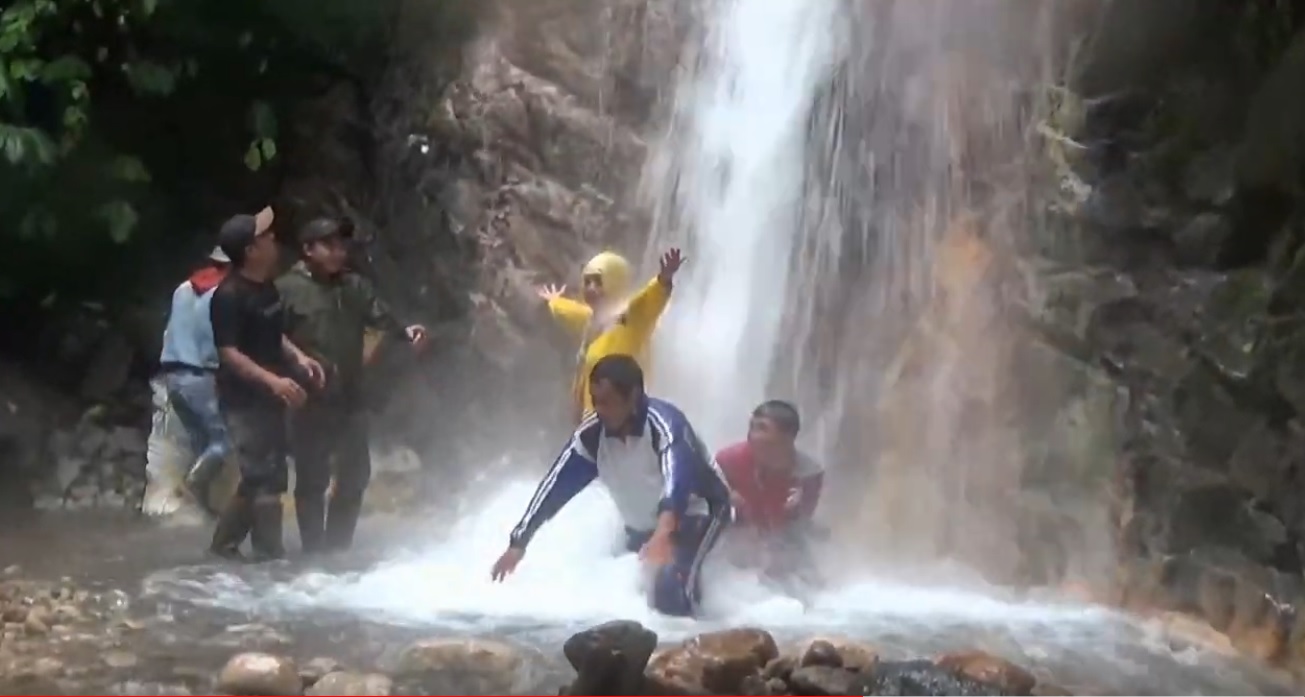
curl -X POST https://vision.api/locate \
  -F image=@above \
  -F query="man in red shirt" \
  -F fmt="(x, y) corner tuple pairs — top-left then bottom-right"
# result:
(714, 400), (825, 583)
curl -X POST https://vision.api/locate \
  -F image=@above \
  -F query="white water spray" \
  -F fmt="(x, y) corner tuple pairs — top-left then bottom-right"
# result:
(643, 0), (842, 446)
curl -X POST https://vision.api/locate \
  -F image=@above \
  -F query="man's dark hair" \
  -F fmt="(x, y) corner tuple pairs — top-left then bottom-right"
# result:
(752, 400), (800, 435)
(589, 354), (644, 398)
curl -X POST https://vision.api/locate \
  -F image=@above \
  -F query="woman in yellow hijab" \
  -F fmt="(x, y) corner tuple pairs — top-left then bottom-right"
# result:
(538, 247), (685, 423)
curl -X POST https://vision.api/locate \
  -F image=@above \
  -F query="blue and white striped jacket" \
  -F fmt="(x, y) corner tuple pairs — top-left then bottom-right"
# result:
(509, 396), (731, 549)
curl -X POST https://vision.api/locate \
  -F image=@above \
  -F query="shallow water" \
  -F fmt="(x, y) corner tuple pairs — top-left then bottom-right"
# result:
(0, 481), (1277, 695)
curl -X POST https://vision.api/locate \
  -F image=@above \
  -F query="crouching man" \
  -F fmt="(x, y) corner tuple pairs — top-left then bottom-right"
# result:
(490, 354), (732, 617)
(714, 400), (826, 589)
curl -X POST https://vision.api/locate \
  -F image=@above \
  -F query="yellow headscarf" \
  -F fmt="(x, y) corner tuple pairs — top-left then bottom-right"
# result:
(581, 251), (632, 301)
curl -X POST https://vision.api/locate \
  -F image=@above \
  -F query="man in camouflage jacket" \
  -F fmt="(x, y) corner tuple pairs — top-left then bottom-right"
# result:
(277, 217), (429, 554)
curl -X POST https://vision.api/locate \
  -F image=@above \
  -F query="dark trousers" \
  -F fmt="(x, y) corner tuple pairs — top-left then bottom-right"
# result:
(209, 401), (288, 560)
(624, 508), (730, 618)
(290, 401), (371, 552)
(227, 402), (289, 498)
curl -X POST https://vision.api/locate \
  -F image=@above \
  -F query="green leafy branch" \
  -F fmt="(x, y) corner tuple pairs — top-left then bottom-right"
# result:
(1, 0), (179, 245)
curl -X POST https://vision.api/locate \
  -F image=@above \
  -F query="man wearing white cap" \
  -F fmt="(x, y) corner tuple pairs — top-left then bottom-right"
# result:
(144, 240), (238, 517)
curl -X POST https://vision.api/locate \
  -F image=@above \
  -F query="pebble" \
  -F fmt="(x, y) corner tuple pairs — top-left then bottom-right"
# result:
(103, 650), (139, 669)
(23, 607), (51, 635)
(217, 652), (303, 696)
(307, 671), (393, 696)
(299, 656), (344, 687)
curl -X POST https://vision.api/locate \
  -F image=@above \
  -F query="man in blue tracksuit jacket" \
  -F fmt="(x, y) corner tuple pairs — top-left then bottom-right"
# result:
(490, 353), (732, 617)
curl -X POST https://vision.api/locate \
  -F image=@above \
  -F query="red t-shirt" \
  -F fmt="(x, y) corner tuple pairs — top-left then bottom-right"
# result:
(714, 441), (824, 532)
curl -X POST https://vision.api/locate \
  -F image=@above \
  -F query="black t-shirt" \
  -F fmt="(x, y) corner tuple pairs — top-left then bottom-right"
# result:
(210, 273), (288, 408)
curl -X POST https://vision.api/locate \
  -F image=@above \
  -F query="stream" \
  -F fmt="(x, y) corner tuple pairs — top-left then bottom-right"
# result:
(0, 481), (1298, 695)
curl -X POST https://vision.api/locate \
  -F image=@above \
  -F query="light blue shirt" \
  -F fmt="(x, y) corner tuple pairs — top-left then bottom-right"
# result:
(159, 280), (219, 369)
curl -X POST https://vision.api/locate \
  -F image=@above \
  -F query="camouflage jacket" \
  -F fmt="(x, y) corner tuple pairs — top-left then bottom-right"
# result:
(276, 261), (405, 404)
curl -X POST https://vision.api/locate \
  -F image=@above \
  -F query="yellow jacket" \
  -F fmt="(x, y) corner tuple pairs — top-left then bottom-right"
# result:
(548, 277), (671, 421)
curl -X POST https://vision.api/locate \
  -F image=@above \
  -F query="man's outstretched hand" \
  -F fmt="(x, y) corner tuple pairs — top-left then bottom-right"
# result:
(658, 248), (686, 285)
(490, 546), (525, 582)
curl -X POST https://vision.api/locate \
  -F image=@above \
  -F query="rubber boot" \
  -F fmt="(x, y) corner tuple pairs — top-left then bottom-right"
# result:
(294, 494), (327, 555)
(184, 453), (224, 518)
(323, 495), (363, 552)
(248, 496), (287, 562)
(208, 496), (252, 561)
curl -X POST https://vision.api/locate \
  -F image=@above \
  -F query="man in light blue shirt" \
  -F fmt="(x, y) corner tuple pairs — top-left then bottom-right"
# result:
(158, 245), (232, 513)
(490, 354), (733, 617)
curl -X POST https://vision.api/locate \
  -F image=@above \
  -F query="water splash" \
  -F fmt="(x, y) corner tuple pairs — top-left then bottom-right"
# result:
(141, 480), (1292, 694)
(142, 482), (1142, 637)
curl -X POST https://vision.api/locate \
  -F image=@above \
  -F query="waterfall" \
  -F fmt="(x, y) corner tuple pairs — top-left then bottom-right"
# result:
(645, 0), (1115, 585)
(641, 0), (844, 449)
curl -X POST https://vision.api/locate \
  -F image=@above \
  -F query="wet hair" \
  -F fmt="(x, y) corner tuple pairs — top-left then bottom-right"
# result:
(752, 400), (800, 435)
(589, 354), (644, 398)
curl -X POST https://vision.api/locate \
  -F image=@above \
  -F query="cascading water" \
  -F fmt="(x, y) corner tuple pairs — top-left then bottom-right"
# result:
(639, 0), (843, 448)
(647, 0), (1117, 587)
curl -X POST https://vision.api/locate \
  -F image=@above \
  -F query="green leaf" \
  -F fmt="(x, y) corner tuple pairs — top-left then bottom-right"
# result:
(140, 0), (157, 16)
(257, 137), (276, 162)
(109, 155), (150, 182)
(122, 60), (176, 95)
(96, 200), (139, 243)
(62, 104), (90, 131)
(9, 59), (41, 81)
(39, 55), (91, 84)
(0, 123), (56, 165)
(243, 142), (262, 171)
(248, 100), (276, 138)
(18, 208), (56, 238)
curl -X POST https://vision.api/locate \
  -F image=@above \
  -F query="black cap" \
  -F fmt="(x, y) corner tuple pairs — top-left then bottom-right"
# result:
(216, 206), (274, 261)
(298, 217), (355, 245)
(217, 215), (258, 261)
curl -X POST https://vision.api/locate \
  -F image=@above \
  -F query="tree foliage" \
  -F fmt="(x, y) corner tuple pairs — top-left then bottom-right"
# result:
(0, 0), (471, 308)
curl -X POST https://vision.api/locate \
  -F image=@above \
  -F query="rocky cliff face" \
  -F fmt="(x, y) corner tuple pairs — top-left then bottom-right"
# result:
(350, 0), (689, 464)
(1032, 0), (1305, 669)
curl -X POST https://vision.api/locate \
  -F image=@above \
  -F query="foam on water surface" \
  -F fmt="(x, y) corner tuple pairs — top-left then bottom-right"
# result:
(140, 481), (1294, 694)
(149, 481), (1100, 636)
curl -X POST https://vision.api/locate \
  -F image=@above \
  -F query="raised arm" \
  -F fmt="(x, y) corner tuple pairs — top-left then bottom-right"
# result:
(508, 433), (598, 549)
(546, 296), (592, 337)
(625, 247), (683, 335)
(623, 276), (672, 337)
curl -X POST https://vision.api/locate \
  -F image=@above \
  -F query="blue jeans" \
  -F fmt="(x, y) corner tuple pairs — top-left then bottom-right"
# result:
(625, 510), (730, 618)
(163, 370), (229, 473)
